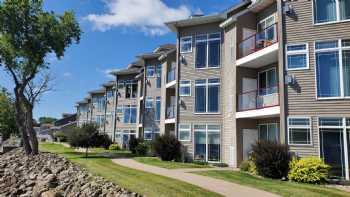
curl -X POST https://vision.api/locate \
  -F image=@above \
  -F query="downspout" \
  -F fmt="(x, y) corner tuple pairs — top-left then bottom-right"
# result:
(175, 30), (180, 139)
(103, 89), (108, 134)
(113, 78), (118, 143)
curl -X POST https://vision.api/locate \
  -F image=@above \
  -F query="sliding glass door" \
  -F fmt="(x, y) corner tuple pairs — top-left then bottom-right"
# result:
(194, 124), (221, 162)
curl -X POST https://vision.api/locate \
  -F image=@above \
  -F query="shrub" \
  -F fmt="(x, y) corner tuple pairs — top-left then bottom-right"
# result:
(288, 157), (330, 184)
(153, 134), (181, 161)
(109, 143), (121, 151)
(135, 142), (149, 156)
(67, 123), (100, 157)
(54, 131), (67, 142)
(240, 160), (250, 172)
(129, 137), (141, 154)
(94, 134), (112, 149)
(240, 160), (257, 175)
(251, 140), (291, 179)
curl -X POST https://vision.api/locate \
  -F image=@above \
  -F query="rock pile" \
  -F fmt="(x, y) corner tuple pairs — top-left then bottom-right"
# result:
(0, 149), (140, 197)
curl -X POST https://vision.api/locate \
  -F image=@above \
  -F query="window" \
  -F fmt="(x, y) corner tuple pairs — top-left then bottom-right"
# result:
(286, 43), (309, 70)
(195, 79), (220, 113)
(288, 117), (312, 145)
(194, 124), (220, 162)
(180, 36), (192, 53)
(257, 15), (276, 42)
(195, 33), (221, 68)
(116, 106), (123, 114)
(106, 90), (114, 99)
(179, 124), (191, 141)
(145, 97), (154, 108)
(93, 96), (105, 112)
(95, 115), (105, 127)
(125, 81), (137, 98)
(117, 80), (124, 89)
(179, 80), (191, 96)
(155, 97), (161, 121)
(123, 105), (137, 124)
(147, 66), (155, 77)
(315, 39), (350, 98)
(144, 128), (160, 140)
(313, 0), (350, 24)
(258, 68), (277, 95)
(259, 123), (279, 142)
(156, 64), (162, 88)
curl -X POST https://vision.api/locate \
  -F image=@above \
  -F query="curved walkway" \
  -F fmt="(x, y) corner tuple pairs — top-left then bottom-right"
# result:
(112, 158), (279, 197)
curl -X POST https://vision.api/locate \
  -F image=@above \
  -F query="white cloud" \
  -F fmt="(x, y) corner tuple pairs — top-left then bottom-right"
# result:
(104, 68), (118, 79)
(85, 0), (191, 36)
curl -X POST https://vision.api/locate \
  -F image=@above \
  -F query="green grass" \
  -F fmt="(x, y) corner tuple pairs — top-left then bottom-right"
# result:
(39, 143), (221, 197)
(134, 157), (211, 169)
(195, 170), (350, 197)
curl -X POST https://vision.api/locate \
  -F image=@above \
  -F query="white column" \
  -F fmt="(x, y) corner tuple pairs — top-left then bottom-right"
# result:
(343, 118), (349, 180)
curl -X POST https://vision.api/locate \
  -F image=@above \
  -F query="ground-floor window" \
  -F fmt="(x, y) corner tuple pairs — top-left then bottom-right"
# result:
(288, 117), (312, 145)
(144, 128), (160, 141)
(194, 124), (220, 162)
(258, 123), (279, 142)
(319, 117), (350, 180)
(115, 130), (136, 149)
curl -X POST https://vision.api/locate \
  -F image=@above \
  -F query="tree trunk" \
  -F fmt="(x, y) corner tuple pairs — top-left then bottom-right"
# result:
(14, 89), (32, 155)
(25, 105), (38, 155)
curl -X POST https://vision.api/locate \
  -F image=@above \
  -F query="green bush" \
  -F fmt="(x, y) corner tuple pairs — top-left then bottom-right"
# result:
(153, 134), (181, 161)
(251, 140), (291, 179)
(240, 160), (257, 175)
(54, 131), (67, 142)
(109, 143), (121, 151)
(288, 157), (330, 184)
(129, 138), (142, 154)
(94, 134), (112, 150)
(135, 142), (149, 156)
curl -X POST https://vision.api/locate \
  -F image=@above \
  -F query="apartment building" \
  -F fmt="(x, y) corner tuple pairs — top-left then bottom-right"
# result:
(111, 64), (141, 149)
(138, 44), (176, 141)
(102, 81), (116, 139)
(89, 89), (106, 132)
(76, 100), (89, 127)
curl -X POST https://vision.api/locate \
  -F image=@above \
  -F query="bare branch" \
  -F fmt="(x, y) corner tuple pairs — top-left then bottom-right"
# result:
(24, 72), (55, 106)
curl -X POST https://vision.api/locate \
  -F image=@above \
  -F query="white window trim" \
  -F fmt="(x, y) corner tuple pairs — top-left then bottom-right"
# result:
(155, 97), (161, 121)
(258, 67), (277, 96)
(179, 80), (192, 97)
(287, 116), (313, 146)
(194, 79), (221, 114)
(179, 124), (191, 142)
(180, 36), (193, 53)
(123, 105), (137, 124)
(193, 124), (221, 163)
(312, 0), (350, 25)
(194, 32), (221, 69)
(314, 39), (350, 100)
(146, 66), (156, 78)
(145, 97), (154, 109)
(286, 43), (310, 71)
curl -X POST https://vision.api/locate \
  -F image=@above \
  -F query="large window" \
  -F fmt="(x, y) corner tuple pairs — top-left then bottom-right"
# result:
(125, 81), (137, 98)
(288, 117), (312, 145)
(179, 80), (191, 96)
(144, 128), (160, 141)
(155, 97), (161, 121)
(195, 79), (220, 113)
(313, 0), (350, 24)
(316, 39), (350, 98)
(179, 124), (191, 141)
(180, 36), (192, 53)
(195, 33), (221, 68)
(93, 96), (105, 112)
(259, 123), (279, 142)
(146, 66), (155, 77)
(156, 64), (162, 88)
(194, 124), (220, 162)
(95, 115), (105, 127)
(123, 105), (137, 124)
(258, 68), (277, 95)
(286, 43), (309, 70)
(106, 90), (114, 99)
(145, 97), (154, 109)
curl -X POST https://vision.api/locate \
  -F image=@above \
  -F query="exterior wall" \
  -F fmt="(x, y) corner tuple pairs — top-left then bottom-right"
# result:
(90, 93), (105, 132)
(104, 85), (116, 139)
(77, 104), (89, 127)
(115, 74), (138, 137)
(177, 22), (224, 161)
(283, 0), (350, 157)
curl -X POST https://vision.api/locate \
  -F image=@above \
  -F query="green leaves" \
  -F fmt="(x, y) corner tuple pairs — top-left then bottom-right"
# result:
(0, 89), (18, 140)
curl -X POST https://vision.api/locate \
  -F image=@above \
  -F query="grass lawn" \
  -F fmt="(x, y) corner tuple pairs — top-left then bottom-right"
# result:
(39, 143), (221, 197)
(134, 157), (212, 169)
(195, 170), (350, 197)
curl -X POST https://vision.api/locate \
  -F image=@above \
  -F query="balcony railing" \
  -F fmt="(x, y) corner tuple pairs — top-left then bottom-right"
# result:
(166, 105), (176, 119)
(238, 23), (278, 59)
(238, 86), (279, 112)
(167, 67), (176, 83)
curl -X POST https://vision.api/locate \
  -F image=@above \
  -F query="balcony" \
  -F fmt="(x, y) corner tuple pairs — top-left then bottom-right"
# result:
(237, 23), (278, 68)
(237, 86), (280, 118)
(165, 105), (176, 123)
(166, 67), (176, 88)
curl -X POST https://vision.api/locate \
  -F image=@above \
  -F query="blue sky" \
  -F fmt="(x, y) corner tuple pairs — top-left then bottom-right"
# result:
(0, 0), (239, 120)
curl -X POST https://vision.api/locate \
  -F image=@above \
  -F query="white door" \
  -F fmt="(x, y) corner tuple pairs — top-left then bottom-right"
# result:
(240, 78), (257, 111)
(243, 129), (258, 161)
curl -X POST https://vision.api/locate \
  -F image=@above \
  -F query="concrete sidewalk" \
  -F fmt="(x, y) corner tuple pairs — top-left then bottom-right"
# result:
(112, 158), (279, 197)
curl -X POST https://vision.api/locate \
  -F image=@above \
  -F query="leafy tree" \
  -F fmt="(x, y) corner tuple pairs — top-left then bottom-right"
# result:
(0, 0), (81, 155)
(153, 134), (182, 161)
(0, 88), (18, 140)
(38, 117), (57, 125)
